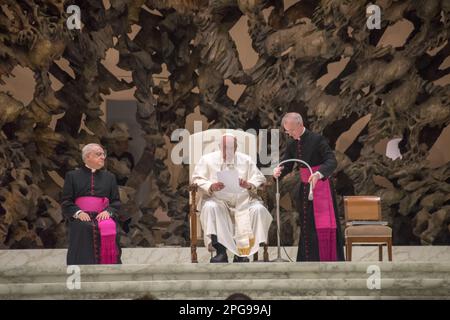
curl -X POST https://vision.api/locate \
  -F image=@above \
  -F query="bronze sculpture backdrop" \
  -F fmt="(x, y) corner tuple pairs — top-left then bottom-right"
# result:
(0, 0), (449, 249)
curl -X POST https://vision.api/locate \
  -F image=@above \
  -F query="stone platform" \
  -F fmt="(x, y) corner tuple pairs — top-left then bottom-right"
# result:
(0, 246), (449, 299)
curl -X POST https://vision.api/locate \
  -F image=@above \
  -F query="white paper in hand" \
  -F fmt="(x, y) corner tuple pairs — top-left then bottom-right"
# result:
(217, 169), (243, 194)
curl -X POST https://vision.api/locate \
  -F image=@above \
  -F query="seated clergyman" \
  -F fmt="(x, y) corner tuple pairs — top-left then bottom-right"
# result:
(61, 143), (122, 265)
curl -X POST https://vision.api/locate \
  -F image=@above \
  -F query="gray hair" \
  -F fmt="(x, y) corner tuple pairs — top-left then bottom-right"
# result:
(281, 112), (303, 127)
(81, 143), (103, 162)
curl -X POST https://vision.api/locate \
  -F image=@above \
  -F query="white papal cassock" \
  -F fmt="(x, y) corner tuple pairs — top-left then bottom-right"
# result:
(192, 151), (273, 257)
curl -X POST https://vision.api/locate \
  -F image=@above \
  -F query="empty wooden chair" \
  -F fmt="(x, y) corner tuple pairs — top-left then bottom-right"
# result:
(343, 196), (392, 261)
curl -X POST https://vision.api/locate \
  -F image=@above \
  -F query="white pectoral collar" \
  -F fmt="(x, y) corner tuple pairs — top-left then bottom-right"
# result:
(85, 164), (96, 173)
(220, 154), (238, 169)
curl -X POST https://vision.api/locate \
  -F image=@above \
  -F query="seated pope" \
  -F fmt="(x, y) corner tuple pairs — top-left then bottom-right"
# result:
(191, 134), (273, 263)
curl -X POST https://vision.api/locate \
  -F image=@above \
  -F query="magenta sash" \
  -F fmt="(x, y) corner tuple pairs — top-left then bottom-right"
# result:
(300, 166), (337, 261)
(75, 196), (118, 264)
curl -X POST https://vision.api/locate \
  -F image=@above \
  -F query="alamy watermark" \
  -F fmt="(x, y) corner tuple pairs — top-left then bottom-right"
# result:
(366, 4), (381, 30)
(170, 121), (280, 175)
(66, 265), (81, 290)
(65, 4), (382, 33)
(366, 265), (381, 290)
(66, 5), (81, 30)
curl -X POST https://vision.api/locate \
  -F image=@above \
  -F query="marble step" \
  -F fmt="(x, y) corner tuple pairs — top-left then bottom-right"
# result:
(1, 246), (449, 267)
(1, 278), (449, 299)
(1, 262), (449, 299)
(2, 262), (450, 283)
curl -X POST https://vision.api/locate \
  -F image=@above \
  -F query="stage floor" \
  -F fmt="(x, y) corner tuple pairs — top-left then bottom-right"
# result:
(0, 246), (449, 267)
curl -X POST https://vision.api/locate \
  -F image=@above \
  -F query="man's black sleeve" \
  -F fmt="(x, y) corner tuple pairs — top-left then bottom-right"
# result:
(107, 174), (121, 219)
(317, 135), (337, 178)
(279, 139), (297, 180)
(61, 171), (81, 219)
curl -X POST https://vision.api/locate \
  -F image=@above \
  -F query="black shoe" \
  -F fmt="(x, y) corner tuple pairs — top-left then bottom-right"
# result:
(210, 253), (228, 263)
(233, 255), (250, 263)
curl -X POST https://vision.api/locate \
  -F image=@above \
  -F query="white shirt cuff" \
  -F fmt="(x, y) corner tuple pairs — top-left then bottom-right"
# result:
(73, 210), (82, 218)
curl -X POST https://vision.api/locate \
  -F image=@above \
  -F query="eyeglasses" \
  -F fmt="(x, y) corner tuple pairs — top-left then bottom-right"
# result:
(93, 151), (107, 158)
(283, 127), (296, 135)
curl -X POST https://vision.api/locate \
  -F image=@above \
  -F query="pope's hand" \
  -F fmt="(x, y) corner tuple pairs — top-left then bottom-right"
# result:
(210, 182), (225, 192)
(239, 179), (252, 190)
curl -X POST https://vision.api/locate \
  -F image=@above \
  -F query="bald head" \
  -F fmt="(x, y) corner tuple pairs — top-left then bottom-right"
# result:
(281, 112), (303, 127)
(281, 112), (305, 140)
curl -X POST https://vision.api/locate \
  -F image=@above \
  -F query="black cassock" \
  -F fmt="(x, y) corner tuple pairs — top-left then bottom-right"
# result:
(61, 166), (122, 265)
(279, 129), (345, 261)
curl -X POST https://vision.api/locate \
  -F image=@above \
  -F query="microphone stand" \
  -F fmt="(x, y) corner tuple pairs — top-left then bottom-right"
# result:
(271, 159), (314, 262)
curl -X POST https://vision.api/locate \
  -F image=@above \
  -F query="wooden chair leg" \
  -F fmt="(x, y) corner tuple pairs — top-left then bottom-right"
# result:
(253, 251), (258, 262)
(191, 244), (198, 263)
(345, 239), (348, 261)
(387, 238), (393, 261)
(346, 239), (352, 261)
(378, 244), (383, 261)
(190, 213), (198, 263)
(189, 186), (198, 263)
(263, 243), (269, 262)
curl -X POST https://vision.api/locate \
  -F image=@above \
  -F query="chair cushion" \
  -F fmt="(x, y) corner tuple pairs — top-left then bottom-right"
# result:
(345, 225), (392, 237)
